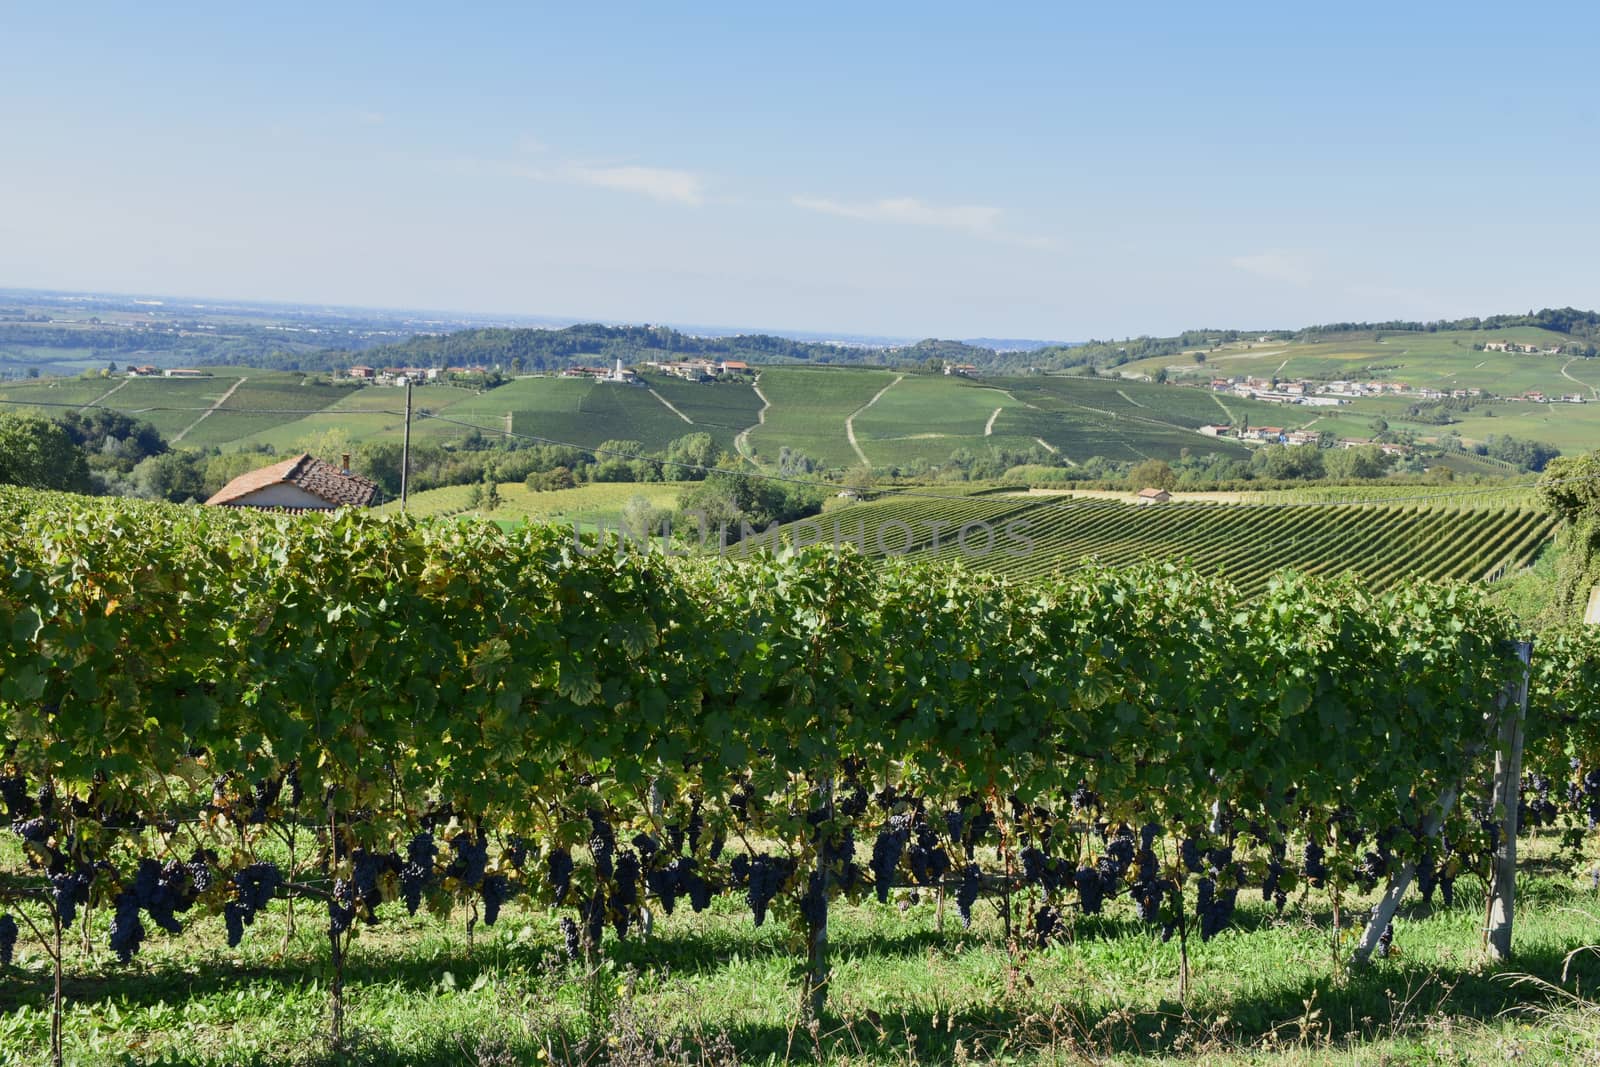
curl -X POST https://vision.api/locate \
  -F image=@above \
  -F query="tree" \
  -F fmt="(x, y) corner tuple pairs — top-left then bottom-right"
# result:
(295, 427), (355, 464)
(676, 470), (821, 539)
(1486, 434), (1559, 472)
(620, 493), (669, 540)
(1323, 445), (1394, 480)
(1252, 444), (1325, 481)
(131, 450), (208, 502)
(1537, 450), (1600, 624)
(0, 413), (92, 492)
(56, 409), (167, 469)
(662, 432), (719, 480)
(526, 466), (576, 492)
(354, 442), (406, 498)
(1127, 459), (1177, 491)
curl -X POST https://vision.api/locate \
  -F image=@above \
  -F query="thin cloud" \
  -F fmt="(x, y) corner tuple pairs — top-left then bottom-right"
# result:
(567, 165), (706, 206)
(1229, 251), (1313, 286)
(791, 195), (1048, 247)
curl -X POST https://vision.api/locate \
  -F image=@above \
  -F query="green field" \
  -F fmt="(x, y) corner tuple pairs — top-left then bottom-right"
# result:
(743, 365), (901, 467)
(8, 355), (1599, 475)
(380, 479), (684, 528)
(1120, 327), (1591, 395)
(763, 492), (1558, 595)
(744, 369), (1267, 470)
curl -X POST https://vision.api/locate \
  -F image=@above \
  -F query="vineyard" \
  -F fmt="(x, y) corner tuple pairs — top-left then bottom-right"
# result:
(770, 493), (1560, 596)
(3, 488), (1600, 1065)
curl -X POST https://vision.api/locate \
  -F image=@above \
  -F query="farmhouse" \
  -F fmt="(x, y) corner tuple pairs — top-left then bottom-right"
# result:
(206, 453), (380, 511)
(346, 365), (376, 380)
(1197, 424), (1231, 436)
(126, 365), (159, 376)
(1134, 487), (1171, 504)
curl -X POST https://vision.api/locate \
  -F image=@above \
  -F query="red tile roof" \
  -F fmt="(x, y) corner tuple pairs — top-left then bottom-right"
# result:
(206, 454), (380, 509)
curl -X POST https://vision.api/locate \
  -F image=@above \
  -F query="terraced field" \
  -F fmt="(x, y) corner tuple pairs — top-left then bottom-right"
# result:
(763, 492), (1559, 597)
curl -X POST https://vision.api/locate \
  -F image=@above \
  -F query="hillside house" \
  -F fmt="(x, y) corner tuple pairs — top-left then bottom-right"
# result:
(719, 360), (750, 374)
(1198, 424), (1231, 436)
(346, 365), (376, 380)
(127, 365), (159, 376)
(206, 453), (380, 511)
(1134, 487), (1172, 504)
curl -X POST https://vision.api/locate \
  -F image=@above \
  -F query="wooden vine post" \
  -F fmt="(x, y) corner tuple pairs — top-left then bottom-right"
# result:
(1486, 639), (1534, 961)
(1353, 640), (1532, 967)
(1351, 787), (1458, 966)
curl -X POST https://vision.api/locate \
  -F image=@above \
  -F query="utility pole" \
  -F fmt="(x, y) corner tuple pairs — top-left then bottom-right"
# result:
(400, 380), (413, 511)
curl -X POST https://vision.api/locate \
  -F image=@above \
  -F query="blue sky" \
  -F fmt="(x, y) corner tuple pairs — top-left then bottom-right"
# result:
(3, 2), (1598, 339)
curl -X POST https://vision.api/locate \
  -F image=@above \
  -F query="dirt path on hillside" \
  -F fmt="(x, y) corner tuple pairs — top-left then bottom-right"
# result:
(1562, 358), (1598, 399)
(845, 374), (903, 466)
(649, 388), (694, 424)
(984, 407), (1002, 435)
(1116, 389), (1148, 409)
(172, 376), (246, 443)
(733, 379), (770, 459)
(1032, 437), (1073, 464)
(81, 376), (131, 410)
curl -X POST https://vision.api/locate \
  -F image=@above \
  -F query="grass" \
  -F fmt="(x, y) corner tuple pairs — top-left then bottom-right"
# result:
(744, 366), (902, 468)
(5, 833), (1600, 1065)
(1118, 328), (1591, 398)
(222, 382), (481, 453)
(379, 480), (685, 528)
